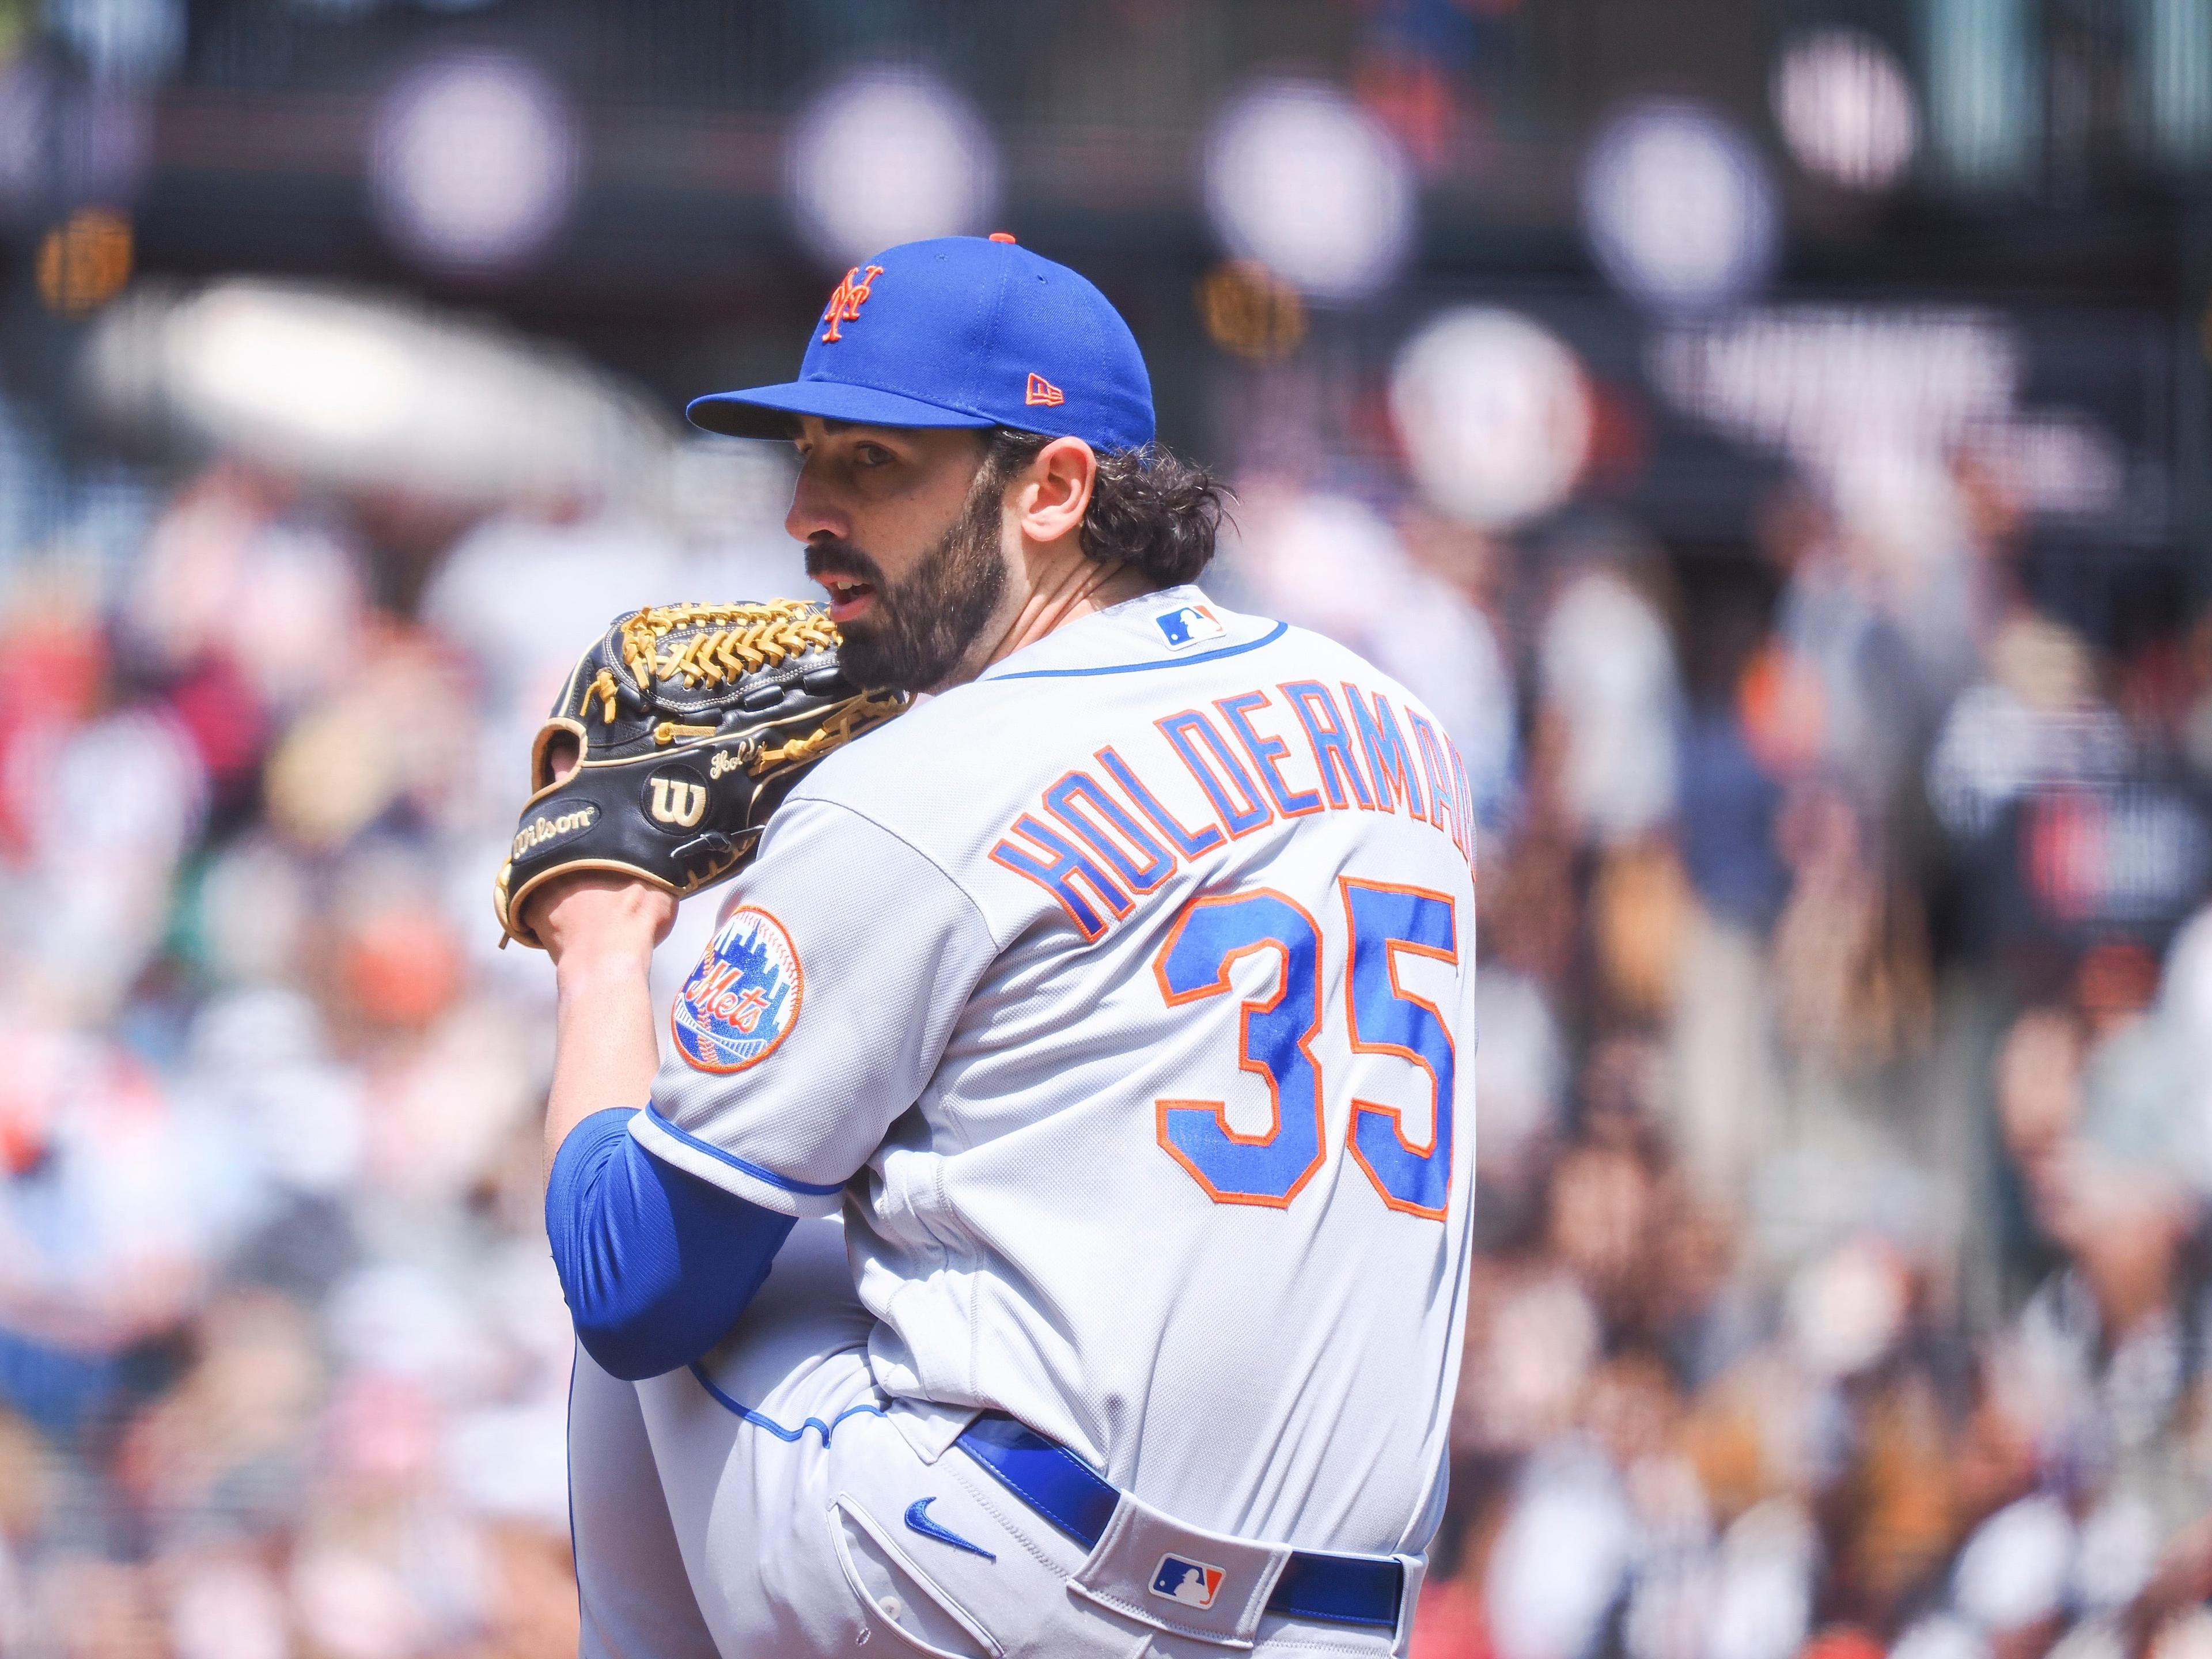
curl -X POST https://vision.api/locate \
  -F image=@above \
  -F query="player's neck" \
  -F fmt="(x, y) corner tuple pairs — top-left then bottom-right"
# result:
(975, 548), (1156, 675)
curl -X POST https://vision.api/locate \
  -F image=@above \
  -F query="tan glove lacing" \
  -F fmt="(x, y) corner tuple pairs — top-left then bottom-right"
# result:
(619, 600), (843, 693)
(750, 690), (908, 771)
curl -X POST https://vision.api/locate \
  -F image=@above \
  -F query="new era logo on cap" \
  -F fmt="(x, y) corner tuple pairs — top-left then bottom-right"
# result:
(1150, 1554), (1226, 1609)
(1156, 604), (1226, 650)
(1025, 373), (1064, 407)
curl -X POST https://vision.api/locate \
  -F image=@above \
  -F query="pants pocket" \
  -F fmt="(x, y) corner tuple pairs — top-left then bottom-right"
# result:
(828, 1493), (1004, 1659)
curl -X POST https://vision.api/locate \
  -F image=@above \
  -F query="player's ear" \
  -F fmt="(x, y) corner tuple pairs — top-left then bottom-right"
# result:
(1014, 435), (1097, 547)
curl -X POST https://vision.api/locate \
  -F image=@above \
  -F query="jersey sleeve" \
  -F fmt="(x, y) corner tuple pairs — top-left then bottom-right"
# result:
(630, 797), (999, 1217)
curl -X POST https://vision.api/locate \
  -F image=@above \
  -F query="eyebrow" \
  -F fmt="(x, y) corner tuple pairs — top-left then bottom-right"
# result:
(793, 420), (869, 445)
(796, 419), (933, 454)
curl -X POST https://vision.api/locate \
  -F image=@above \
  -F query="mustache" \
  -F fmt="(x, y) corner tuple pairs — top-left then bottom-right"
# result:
(803, 539), (885, 588)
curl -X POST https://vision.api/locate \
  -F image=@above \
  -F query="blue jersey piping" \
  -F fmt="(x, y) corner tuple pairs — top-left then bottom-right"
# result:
(640, 1104), (846, 1198)
(687, 1362), (887, 1442)
(987, 622), (1289, 681)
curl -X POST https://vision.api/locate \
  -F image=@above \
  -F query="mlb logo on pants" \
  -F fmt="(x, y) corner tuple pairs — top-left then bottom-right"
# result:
(1155, 604), (1226, 649)
(1150, 1554), (1226, 1608)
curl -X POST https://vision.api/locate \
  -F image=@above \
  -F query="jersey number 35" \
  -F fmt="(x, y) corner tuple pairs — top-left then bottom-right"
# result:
(1153, 878), (1458, 1220)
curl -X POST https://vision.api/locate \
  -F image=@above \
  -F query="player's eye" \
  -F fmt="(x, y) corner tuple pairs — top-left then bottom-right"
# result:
(853, 442), (894, 468)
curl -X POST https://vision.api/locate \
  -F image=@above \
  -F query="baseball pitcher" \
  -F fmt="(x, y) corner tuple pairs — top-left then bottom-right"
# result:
(510, 235), (1479, 1658)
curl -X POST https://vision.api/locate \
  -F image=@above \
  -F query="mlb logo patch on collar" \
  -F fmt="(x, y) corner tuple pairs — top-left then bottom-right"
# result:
(1155, 603), (1226, 650)
(1150, 1554), (1226, 1609)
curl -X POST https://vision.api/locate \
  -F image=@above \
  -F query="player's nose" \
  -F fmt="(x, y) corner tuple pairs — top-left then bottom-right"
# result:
(785, 459), (851, 544)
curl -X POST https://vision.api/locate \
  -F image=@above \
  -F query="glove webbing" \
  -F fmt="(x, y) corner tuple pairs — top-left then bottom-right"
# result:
(620, 601), (842, 691)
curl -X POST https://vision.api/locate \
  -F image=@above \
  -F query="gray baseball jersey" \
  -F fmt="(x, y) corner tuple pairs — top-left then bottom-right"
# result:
(634, 585), (1479, 1556)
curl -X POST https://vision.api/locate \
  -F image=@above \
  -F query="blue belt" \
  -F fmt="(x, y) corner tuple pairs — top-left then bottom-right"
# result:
(954, 1414), (1404, 1632)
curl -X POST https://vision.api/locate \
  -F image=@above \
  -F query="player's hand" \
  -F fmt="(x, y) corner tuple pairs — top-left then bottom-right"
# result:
(523, 736), (679, 968)
(529, 871), (679, 969)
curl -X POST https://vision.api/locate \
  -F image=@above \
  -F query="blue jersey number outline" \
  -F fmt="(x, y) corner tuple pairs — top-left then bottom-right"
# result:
(1152, 878), (1460, 1219)
(1152, 888), (1328, 1207)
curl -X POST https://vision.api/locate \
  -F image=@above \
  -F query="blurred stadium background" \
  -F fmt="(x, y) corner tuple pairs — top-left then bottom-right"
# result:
(2, 0), (2211, 1654)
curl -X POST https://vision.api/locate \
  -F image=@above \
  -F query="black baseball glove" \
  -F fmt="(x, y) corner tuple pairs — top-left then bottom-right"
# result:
(493, 599), (908, 949)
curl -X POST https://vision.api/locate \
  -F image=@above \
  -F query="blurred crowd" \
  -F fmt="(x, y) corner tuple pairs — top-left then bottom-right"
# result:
(2, 338), (2210, 1659)
(1236, 456), (2212, 1659)
(0, 401), (807, 1656)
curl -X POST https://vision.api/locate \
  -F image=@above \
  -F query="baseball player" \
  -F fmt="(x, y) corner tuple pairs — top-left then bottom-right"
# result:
(523, 235), (1479, 1657)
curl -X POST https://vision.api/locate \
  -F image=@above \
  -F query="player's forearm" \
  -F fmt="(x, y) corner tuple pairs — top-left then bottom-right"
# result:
(541, 925), (797, 1378)
(546, 1105), (794, 1380)
(545, 945), (662, 1189)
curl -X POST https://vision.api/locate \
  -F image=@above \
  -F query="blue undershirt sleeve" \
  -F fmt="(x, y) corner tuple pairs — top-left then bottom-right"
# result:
(546, 1107), (798, 1382)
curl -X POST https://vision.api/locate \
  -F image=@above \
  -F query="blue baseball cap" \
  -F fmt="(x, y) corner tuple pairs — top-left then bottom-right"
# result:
(686, 235), (1155, 454)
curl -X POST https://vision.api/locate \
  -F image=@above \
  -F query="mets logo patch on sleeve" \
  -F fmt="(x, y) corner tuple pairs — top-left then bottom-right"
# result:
(672, 906), (802, 1073)
(1150, 1555), (1226, 1609)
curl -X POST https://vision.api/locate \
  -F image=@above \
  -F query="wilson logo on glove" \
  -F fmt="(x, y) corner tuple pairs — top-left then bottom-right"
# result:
(647, 771), (709, 828)
(511, 804), (599, 858)
(491, 599), (908, 950)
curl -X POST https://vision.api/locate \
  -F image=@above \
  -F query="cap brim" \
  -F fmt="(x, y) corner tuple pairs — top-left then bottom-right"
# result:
(685, 381), (998, 439)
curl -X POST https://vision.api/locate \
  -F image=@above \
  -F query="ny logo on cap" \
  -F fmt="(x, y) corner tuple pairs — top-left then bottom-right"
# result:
(820, 264), (885, 343)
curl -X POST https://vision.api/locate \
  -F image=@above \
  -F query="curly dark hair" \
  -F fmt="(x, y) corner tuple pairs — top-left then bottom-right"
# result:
(978, 429), (1230, 589)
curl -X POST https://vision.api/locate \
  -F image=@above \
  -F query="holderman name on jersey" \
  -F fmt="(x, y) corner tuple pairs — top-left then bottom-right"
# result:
(989, 676), (1476, 942)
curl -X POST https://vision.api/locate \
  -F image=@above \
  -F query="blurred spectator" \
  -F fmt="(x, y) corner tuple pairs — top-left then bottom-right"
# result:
(1536, 557), (1683, 849)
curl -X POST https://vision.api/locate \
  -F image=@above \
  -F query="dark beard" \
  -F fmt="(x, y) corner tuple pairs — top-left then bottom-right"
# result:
(808, 469), (1007, 695)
